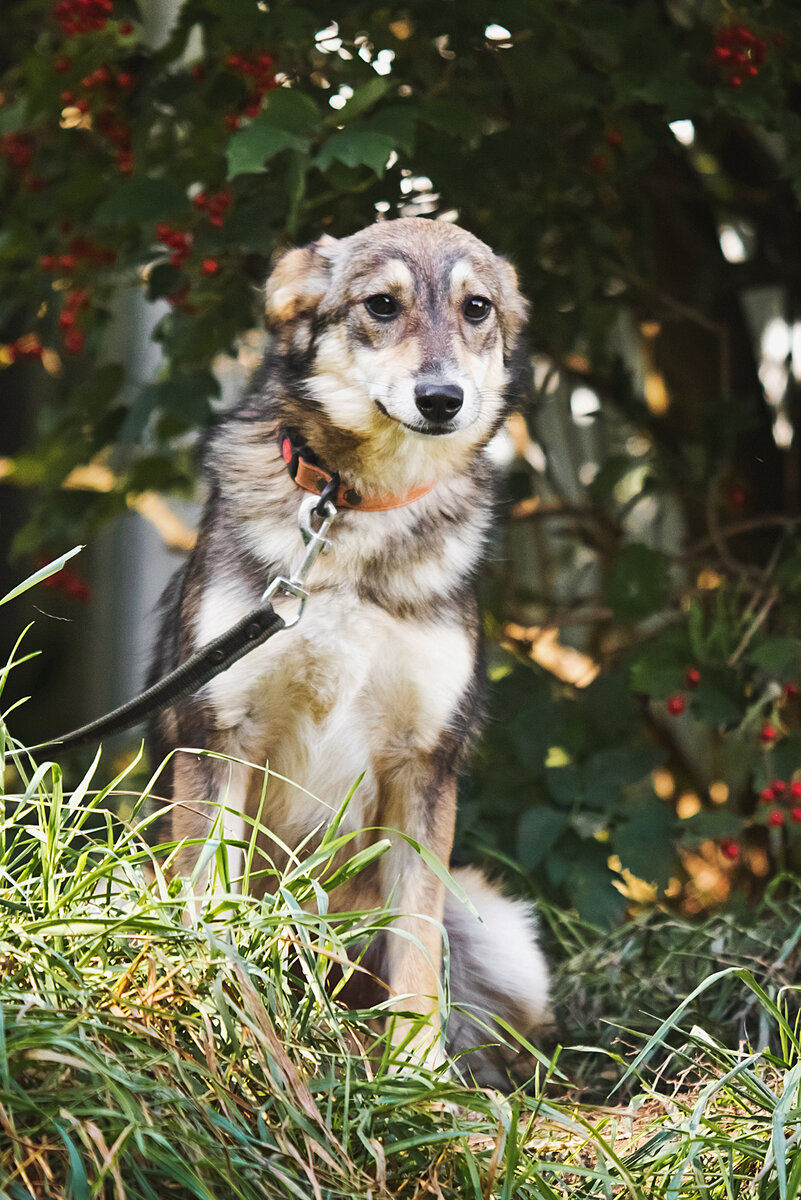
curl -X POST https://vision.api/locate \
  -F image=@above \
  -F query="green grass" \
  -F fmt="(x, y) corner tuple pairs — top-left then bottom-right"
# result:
(3, 561), (801, 1198)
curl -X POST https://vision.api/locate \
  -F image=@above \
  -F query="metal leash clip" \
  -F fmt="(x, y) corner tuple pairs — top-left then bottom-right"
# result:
(260, 494), (338, 627)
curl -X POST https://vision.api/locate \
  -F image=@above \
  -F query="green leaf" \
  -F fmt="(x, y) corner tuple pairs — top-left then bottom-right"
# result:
(691, 681), (742, 727)
(261, 88), (321, 134)
(603, 544), (671, 622)
(748, 637), (801, 677)
(768, 733), (801, 783)
(316, 130), (396, 176)
(94, 177), (186, 223)
(584, 745), (664, 811)
(226, 122), (300, 177)
(679, 810), (743, 843)
(330, 76), (390, 123)
(629, 663), (686, 698)
(364, 105), (417, 154)
(565, 843), (627, 925)
(544, 763), (581, 809)
(615, 804), (676, 888)
(516, 807), (568, 869)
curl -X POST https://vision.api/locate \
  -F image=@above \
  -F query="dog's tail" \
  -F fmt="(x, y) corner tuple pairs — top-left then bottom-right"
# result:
(444, 867), (553, 1088)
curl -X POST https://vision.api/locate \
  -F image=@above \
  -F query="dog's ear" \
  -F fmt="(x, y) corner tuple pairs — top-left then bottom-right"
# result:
(496, 258), (529, 346)
(265, 234), (338, 328)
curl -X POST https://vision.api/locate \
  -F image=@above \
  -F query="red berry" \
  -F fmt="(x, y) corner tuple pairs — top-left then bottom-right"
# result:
(760, 724), (778, 744)
(760, 787), (775, 804)
(783, 683), (800, 701)
(728, 75), (743, 88)
(244, 102), (261, 118)
(193, 191), (208, 209)
(119, 20), (134, 34)
(54, 56), (72, 73)
(40, 255), (58, 272)
(115, 149), (133, 174)
(116, 72), (134, 89)
(201, 258), (218, 275)
(59, 310), (76, 330)
(771, 779), (787, 798)
(769, 810), (785, 827)
(75, 98), (90, 113)
(224, 113), (241, 131)
(791, 781), (801, 799)
(192, 63), (207, 80)
(63, 328), (85, 354)
(61, 90), (76, 104)
(685, 667), (701, 689)
(720, 838), (739, 861)
(604, 127), (623, 149)
(58, 254), (77, 272)
(667, 695), (685, 716)
(66, 287), (90, 310)
(792, 808), (801, 824)
(746, 64), (759, 77)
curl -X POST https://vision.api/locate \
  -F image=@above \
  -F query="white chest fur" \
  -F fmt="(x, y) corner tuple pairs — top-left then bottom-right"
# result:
(195, 577), (473, 847)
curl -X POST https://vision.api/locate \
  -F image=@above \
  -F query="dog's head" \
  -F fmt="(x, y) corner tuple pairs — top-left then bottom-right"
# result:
(265, 218), (528, 483)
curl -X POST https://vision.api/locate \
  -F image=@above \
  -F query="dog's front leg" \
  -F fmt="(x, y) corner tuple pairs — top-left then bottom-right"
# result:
(169, 736), (250, 898)
(376, 768), (458, 1069)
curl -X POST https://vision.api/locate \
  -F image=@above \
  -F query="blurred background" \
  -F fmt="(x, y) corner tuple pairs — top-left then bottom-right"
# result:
(2, 0), (801, 922)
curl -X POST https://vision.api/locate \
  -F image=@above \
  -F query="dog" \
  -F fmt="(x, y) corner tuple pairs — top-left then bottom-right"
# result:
(149, 217), (551, 1085)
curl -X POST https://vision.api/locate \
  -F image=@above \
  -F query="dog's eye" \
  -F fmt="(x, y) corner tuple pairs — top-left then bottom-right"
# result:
(364, 294), (399, 320)
(462, 295), (492, 323)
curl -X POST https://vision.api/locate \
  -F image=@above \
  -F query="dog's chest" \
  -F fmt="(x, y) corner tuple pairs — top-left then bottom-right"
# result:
(197, 579), (473, 824)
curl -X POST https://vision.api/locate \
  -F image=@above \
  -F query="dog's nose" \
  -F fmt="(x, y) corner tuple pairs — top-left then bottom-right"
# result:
(414, 383), (464, 423)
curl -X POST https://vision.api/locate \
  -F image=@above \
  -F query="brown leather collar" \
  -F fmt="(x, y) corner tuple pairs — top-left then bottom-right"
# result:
(278, 429), (435, 512)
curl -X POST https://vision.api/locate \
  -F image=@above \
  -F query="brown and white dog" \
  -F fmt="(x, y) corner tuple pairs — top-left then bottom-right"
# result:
(149, 217), (551, 1086)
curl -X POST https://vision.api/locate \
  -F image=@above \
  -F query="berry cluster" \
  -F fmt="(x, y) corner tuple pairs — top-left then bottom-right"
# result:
(59, 62), (135, 172)
(758, 778), (801, 827)
(59, 287), (91, 354)
(224, 52), (277, 119)
(40, 237), (116, 274)
(156, 223), (192, 268)
(54, 0), (113, 37)
(192, 188), (233, 228)
(713, 25), (767, 88)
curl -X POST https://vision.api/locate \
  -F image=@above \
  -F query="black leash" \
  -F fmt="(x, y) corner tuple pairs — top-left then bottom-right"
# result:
(17, 494), (339, 757)
(28, 600), (286, 753)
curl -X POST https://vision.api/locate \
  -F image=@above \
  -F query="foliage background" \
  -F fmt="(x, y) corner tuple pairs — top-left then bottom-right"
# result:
(2, 0), (801, 923)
